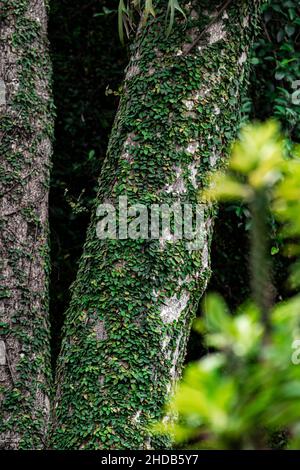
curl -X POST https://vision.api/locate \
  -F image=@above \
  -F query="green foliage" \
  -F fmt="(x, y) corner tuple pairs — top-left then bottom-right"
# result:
(157, 121), (300, 449)
(204, 121), (285, 200)
(51, 0), (261, 449)
(250, 0), (300, 141)
(117, 0), (187, 42)
(158, 293), (300, 449)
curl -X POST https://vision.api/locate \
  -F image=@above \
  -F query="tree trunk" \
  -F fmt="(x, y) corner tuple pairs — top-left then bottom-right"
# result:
(52, 0), (262, 450)
(0, 0), (53, 449)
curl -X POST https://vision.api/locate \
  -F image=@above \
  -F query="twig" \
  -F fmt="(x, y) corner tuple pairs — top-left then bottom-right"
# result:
(183, 0), (233, 56)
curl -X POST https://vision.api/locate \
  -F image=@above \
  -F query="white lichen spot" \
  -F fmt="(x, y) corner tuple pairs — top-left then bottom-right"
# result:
(0, 340), (6, 365)
(182, 99), (195, 111)
(121, 132), (137, 162)
(209, 147), (218, 167)
(208, 20), (227, 44)
(184, 110), (197, 119)
(238, 51), (247, 65)
(186, 141), (199, 155)
(144, 437), (152, 450)
(191, 9), (199, 20)
(132, 410), (141, 424)
(214, 106), (220, 116)
(160, 291), (190, 324)
(200, 217), (213, 272)
(154, 48), (164, 59)
(178, 274), (193, 286)
(188, 162), (198, 189)
(126, 63), (140, 81)
(152, 289), (159, 300)
(201, 243), (209, 270)
(44, 396), (50, 414)
(222, 11), (229, 20)
(199, 85), (211, 99)
(243, 16), (250, 28)
(166, 382), (172, 394)
(99, 375), (104, 386)
(159, 230), (178, 249)
(183, 90), (202, 111)
(0, 79), (6, 105)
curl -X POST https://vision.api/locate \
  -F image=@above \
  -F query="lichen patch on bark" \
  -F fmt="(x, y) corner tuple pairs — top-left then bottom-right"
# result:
(0, 341), (6, 366)
(208, 20), (227, 45)
(160, 292), (190, 324)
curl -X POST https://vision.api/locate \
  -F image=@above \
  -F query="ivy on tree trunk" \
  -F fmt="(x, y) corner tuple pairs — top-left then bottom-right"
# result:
(52, 0), (263, 450)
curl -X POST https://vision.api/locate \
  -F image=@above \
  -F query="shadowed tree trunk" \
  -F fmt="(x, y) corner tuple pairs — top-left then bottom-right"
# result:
(52, 0), (262, 450)
(0, 0), (54, 449)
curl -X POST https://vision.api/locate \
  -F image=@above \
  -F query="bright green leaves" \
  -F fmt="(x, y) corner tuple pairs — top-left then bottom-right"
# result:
(197, 295), (263, 358)
(158, 288), (300, 448)
(204, 172), (252, 202)
(274, 157), (300, 237)
(205, 120), (300, 292)
(204, 121), (285, 204)
(231, 121), (284, 185)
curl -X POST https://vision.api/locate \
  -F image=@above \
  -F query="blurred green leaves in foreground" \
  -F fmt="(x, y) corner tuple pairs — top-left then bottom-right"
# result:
(157, 121), (300, 449)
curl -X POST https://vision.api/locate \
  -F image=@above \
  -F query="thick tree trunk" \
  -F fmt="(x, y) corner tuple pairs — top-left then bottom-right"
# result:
(52, 0), (262, 449)
(0, 0), (53, 449)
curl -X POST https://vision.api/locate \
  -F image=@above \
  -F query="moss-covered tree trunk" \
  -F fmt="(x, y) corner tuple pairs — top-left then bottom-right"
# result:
(0, 0), (53, 449)
(52, 0), (262, 450)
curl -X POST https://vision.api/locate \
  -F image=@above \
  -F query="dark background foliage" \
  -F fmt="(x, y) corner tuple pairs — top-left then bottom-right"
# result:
(48, 0), (127, 359)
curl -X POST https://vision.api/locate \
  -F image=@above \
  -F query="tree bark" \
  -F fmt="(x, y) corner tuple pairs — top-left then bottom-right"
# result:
(52, 0), (262, 449)
(0, 0), (53, 449)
